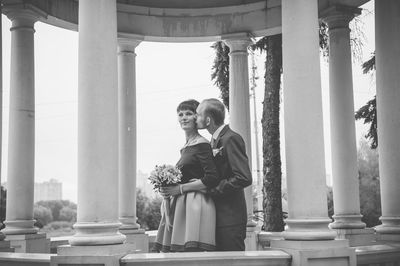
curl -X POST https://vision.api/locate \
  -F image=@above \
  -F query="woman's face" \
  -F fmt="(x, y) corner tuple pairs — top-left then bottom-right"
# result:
(177, 109), (197, 131)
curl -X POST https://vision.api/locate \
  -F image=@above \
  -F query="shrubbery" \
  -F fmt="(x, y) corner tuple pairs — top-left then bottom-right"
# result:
(33, 200), (77, 228)
(136, 189), (162, 230)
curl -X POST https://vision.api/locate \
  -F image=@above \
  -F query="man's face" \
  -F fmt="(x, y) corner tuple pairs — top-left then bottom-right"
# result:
(196, 103), (208, 129)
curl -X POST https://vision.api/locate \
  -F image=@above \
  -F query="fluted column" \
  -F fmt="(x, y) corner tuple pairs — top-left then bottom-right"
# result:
(279, 0), (336, 240)
(375, 0), (400, 238)
(322, 6), (365, 230)
(2, 8), (39, 236)
(118, 38), (141, 231)
(69, 0), (125, 246)
(224, 36), (256, 228)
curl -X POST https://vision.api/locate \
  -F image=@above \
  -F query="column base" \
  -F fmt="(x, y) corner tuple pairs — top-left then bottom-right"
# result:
(334, 228), (376, 246)
(119, 217), (140, 230)
(271, 239), (356, 266)
(244, 225), (260, 251)
(329, 214), (366, 229)
(120, 228), (149, 253)
(69, 222), (126, 246)
(51, 243), (136, 266)
(375, 216), (400, 235)
(2, 220), (38, 235)
(283, 218), (337, 240)
(6, 232), (49, 253)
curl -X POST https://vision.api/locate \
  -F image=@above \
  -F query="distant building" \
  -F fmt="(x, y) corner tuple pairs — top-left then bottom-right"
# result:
(34, 179), (62, 202)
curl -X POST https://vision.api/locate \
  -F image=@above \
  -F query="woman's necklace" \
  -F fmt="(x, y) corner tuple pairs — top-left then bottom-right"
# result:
(184, 133), (200, 148)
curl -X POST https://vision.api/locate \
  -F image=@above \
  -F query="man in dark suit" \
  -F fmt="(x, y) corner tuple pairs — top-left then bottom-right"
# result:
(196, 98), (252, 251)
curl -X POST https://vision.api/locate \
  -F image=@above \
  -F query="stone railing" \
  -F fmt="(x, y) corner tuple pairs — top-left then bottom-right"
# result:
(120, 250), (292, 266)
(356, 243), (400, 266)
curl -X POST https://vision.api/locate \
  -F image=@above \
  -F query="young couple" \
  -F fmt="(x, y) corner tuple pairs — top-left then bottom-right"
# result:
(154, 98), (252, 252)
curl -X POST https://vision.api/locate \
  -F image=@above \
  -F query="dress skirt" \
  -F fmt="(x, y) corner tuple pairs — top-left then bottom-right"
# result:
(154, 191), (216, 252)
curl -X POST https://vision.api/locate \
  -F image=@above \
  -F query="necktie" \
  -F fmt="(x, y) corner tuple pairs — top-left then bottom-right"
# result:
(211, 138), (215, 148)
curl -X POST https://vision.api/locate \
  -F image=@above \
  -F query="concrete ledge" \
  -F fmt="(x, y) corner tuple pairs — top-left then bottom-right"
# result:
(50, 236), (71, 254)
(147, 230), (157, 252)
(0, 252), (52, 266)
(356, 244), (400, 265)
(120, 250), (291, 266)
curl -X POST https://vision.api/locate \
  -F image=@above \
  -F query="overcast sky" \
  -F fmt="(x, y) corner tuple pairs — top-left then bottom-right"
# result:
(1, 1), (376, 202)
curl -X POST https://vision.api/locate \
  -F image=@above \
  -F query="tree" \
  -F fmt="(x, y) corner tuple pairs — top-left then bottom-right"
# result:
(144, 196), (162, 230)
(357, 138), (381, 227)
(36, 200), (76, 221)
(253, 35), (284, 232)
(210, 42), (230, 108)
(34, 205), (53, 228)
(59, 206), (77, 222)
(355, 53), (377, 148)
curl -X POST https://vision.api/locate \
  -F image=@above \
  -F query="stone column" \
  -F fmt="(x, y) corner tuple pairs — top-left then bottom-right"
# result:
(224, 35), (255, 228)
(271, 1), (355, 264)
(374, 0), (400, 241)
(277, 0), (336, 241)
(0, 4), (12, 252)
(68, 0), (126, 247)
(118, 37), (148, 252)
(224, 35), (259, 250)
(1, 6), (48, 253)
(321, 6), (374, 246)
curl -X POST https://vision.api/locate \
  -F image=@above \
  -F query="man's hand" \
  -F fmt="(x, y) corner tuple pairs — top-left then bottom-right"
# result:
(160, 185), (181, 197)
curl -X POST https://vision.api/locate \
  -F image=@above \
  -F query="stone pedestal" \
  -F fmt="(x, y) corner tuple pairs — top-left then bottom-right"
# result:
(335, 228), (376, 246)
(0, 241), (13, 252)
(245, 225), (260, 251)
(121, 229), (149, 253)
(6, 232), (49, 253)
(271, 239), (356, 266)
(257, 231), (284, 250)
(51, 244), (136, 266)
(376, 233), (400, 242)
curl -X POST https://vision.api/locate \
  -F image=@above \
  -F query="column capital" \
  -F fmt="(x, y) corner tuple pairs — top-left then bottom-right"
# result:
(320, 5), (361, 30)
(3, 4), (47, 27)
(118, 33), (144, 53)
(223, 33), (253, 53)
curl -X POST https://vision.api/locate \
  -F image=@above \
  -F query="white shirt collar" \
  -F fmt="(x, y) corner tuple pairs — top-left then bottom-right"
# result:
(212, 124), (226, 141)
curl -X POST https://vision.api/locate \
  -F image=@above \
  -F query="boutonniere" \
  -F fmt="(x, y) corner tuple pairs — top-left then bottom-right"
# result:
(213, 147), (224, 157)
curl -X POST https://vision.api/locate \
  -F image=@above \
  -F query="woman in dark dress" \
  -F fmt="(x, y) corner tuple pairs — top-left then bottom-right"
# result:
(154, 99), (220, 252)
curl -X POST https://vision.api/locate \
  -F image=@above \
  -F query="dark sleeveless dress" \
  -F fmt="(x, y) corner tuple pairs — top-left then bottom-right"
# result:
(154, 142), (219, 252)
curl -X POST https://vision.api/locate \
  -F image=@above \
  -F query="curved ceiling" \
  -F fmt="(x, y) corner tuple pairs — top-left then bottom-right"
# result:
(3, 0), (370, 42)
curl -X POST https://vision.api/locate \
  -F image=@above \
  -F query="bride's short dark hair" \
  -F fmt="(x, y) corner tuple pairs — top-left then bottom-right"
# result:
(177, 99), (199, 113)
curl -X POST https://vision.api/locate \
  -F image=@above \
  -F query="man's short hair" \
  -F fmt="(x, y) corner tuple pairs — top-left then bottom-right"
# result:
(202, 98), (225, 126)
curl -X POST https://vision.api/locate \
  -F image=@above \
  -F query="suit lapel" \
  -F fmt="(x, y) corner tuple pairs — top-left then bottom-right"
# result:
(213, 125), (229, 149)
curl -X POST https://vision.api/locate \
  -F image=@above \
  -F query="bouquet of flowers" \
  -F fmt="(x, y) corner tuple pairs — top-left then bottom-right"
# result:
(148, 164), (182, 230)
(148, 164), (182, 192)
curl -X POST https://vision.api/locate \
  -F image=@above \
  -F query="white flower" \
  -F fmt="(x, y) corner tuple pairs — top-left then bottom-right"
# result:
(213, 147), (224, 157)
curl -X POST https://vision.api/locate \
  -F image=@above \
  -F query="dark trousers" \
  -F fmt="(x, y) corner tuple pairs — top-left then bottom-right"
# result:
(216, 223), (246, 251)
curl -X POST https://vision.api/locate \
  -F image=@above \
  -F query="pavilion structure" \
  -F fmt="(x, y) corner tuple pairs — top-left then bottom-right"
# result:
(0, 0), (399, 265)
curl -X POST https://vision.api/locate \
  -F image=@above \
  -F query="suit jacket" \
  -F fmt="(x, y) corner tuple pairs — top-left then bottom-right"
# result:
(211, 125), (252, 227)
